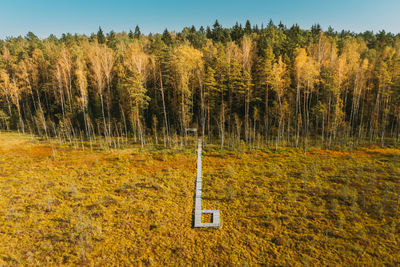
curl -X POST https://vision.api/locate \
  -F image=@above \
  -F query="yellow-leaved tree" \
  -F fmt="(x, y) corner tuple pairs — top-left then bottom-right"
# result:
(272, 56), (289, 148)
(122, 41), (150, 147)
(172, 43), (203, 145)
(294, 47), (319, 144)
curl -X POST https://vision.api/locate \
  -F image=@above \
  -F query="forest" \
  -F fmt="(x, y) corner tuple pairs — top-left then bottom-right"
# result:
(1, 20), (400, 265)
(1, 20), (400, 149)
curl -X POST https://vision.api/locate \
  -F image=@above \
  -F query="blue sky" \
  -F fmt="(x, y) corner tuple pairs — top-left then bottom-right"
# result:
(1, 0), (399, 39)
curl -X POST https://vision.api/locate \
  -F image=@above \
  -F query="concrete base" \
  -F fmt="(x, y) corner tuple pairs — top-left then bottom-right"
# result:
(194, 209), (221, 228)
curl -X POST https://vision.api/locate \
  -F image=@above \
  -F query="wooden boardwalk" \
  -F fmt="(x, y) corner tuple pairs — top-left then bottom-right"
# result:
(194, 138), (220, 228)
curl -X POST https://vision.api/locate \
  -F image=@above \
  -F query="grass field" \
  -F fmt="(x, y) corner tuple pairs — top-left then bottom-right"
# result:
(0, 132), (399, 265)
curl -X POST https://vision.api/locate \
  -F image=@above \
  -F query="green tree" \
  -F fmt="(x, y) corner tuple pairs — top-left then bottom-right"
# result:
(97, 27), (105, 44)
(134, 25), (141, 39)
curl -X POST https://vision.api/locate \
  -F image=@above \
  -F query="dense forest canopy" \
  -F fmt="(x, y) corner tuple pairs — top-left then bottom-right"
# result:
(1, 20), (400, 148)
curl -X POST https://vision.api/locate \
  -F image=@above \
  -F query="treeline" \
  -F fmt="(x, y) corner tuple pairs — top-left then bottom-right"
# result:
(1, 20), (400, 149)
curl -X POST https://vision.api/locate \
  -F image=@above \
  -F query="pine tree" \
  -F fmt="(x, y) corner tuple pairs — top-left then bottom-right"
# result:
(255, 45), (274, 138)
(122, 68), (150, 147)
(107, 30), (118, 50)
(134, 25), (141, 39)
(97, 27), (105, 44)
(244, 20), (252, 35)
(128, 29), (134, 39)
(162, 29), (172, 46)
(212, 20), (223, 43)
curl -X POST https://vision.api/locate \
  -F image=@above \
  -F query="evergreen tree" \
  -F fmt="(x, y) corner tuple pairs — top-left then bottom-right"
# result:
(97, 27), (105, 44)
(212, 20), (223, 42)
(134, 25), (141, 38)
(255, 45), (275, 137)
(244, 20), (252, 35)
(107, 30), (118, 50)
(231, 22), (244, 42)
(128, 29), (134, 39)
(206, 26), (212, 39)
(199, 26), (205, 33)
(161, 29), (172, 46)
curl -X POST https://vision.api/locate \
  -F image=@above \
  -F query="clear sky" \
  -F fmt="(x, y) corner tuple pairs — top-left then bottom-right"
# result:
(1, 0), (399, 39)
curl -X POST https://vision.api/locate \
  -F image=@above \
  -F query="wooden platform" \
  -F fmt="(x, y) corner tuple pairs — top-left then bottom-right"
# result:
(193, 138), (221, 228)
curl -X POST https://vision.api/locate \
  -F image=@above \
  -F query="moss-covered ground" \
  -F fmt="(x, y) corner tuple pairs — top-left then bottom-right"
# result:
(0, 133), (399, 265)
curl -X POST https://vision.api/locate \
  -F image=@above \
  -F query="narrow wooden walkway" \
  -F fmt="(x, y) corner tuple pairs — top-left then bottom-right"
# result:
(194, 138), (220, 228)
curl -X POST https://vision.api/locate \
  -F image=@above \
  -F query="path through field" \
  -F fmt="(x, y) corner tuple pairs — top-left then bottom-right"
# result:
(0, 132), (399, 265)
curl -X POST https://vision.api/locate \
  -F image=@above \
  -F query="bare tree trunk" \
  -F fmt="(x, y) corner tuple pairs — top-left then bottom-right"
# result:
(296, 82), (300, 147)
(5, 94), (12, 130)
(99, 91), (108, 145)
(119, 104), (128, 145)
(16, 102), (24, 134)
(220, 102), (225, 150)
(159, 69), (170, 146)
(35, 87), (48, 139)
(265, 86), (269, 142)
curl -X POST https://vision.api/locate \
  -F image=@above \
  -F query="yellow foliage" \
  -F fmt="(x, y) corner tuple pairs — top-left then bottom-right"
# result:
(0, 133), (399, 265)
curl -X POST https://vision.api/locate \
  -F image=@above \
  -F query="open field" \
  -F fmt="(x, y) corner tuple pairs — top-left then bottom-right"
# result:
(0, 132), (399, 265)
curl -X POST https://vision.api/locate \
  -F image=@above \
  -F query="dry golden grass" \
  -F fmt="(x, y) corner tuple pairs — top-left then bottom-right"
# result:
(0, 132), (399, 265)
